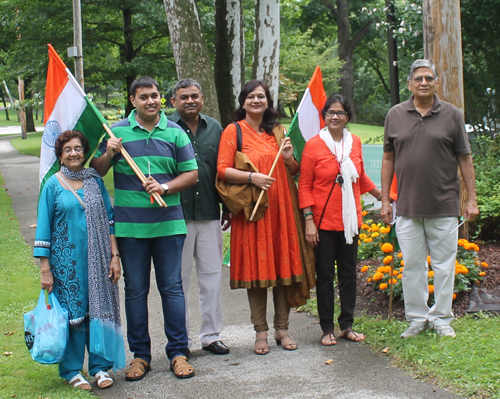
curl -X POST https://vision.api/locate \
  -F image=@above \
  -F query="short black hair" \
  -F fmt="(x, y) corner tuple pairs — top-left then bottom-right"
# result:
(130, 76), (160, 97)
(322, 94), (352, 122)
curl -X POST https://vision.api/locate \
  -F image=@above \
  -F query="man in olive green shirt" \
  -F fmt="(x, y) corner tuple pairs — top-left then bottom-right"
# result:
(169, 78), (231, 355)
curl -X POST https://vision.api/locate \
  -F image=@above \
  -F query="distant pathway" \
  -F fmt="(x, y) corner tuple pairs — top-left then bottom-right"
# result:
(0, 133), (463, 399)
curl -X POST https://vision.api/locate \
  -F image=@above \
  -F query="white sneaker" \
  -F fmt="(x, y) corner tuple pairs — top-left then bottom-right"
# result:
(400, 322), (429, 338)
(434, 325), (456, 337)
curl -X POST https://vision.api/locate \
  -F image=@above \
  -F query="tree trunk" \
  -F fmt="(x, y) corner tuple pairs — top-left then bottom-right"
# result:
(164, 0), (220, 121)
(252, 0), (280, 101)
(215, 0), (245, 127)
(0, 90), (10, 121)
(23, 78), (35, 133)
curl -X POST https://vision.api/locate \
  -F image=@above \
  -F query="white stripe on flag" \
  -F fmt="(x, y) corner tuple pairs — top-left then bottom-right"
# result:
(39, 80), (87, 182)
(297, 88), (321, 142)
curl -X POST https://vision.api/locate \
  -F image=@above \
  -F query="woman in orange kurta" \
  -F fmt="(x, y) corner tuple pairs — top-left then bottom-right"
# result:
(299, 94), (381, 346)
(217, 80), (302, 355)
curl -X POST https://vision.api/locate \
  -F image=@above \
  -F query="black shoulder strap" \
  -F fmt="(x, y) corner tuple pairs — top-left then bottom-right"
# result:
(233, 122), (242, 152)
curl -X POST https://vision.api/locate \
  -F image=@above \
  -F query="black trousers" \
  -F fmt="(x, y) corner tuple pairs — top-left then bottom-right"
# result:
(316, 230), (359, 332)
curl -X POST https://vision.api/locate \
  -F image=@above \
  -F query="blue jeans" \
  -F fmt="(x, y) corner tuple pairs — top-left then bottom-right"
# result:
(118, 235), (188, 363)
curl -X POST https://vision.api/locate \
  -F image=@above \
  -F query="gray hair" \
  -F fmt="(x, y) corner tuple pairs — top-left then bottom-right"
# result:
(407, 59), (438, 82)
(172, 78), (203, 98)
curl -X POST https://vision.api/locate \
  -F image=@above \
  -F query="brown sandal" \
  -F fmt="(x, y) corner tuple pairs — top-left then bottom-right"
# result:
(170, 355), (195, 379)
(254, 332), (269, 355)
(125, 358), (151, 381)
(339, 327), (365, 342)
(321, 332), (337, 346)
(274, 330), (298, 351)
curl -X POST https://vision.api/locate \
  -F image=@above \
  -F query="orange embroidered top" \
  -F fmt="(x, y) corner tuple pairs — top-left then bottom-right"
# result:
(298, 134), (375, 231)
(217, 122), (303, 289)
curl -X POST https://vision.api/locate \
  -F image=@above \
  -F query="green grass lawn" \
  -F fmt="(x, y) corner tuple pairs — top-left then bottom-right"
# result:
(0, 175), (92, 399)
(0, 109), (43, 129)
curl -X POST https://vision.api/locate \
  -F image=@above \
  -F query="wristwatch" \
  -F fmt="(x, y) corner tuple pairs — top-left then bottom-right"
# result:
(161, 183), (169, 195)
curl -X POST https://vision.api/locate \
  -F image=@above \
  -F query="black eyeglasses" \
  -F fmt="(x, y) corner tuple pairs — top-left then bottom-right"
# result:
(412, 76), (436, 83)
(325, 110), (346, 117)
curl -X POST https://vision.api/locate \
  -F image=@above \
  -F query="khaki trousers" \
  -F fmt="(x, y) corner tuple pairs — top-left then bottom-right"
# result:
(247, 285), (290, 332)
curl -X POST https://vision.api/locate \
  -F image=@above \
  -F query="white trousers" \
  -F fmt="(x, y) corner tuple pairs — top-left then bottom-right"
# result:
(396, 216), (458, 327)
(181, 220), (224, 347)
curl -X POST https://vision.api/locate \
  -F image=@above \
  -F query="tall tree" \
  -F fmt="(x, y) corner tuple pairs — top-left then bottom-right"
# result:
(163, 0), (220, 120)
(321, 0), (375, 122)
(214, 0), (245, 127)
(252, 0), (280, 100)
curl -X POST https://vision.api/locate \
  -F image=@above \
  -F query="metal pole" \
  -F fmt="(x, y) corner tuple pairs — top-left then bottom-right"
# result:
(73, 0), (84, 89)
(386, 0), (400, 106)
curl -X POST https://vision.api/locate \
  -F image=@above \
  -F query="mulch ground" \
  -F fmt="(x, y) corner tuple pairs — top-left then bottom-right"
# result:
(355, 241), (500, 319)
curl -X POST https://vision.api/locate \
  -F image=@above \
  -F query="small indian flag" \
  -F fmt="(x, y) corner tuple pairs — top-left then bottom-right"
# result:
(40, 44), (107, 190)
(288, 66), (327, 163)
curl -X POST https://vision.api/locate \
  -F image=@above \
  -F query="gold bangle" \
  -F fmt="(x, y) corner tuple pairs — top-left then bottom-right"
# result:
(284, 158), (294, 165)
(112, 253), (121, 258)
(40, 269), (51, 273)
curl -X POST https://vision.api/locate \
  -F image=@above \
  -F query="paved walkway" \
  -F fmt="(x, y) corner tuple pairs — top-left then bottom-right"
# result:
(0, 133), (462, 399)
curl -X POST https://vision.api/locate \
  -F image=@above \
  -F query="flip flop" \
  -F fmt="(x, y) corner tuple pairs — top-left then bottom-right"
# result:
(321, 332), (337, 346)
(339, 327), (365, 342)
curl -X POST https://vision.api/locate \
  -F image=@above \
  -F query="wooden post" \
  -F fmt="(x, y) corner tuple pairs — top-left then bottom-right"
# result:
(17, 77), (26, 140)
(423, 0), (468, 238)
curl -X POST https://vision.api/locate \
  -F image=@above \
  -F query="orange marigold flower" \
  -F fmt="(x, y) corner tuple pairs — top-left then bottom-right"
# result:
(383, 266), (392, 273)
(401, 260), (405, 266)
(359, 233), (367, 240)
(371, 232), (380, 238)
(390, 278), (398, 285)
(361, 265), (369, 273)
(361, 224), (370, 230)
(358, 240), (361, 245)
(481, 262), (489, 268)
(367, 277), (373, 283)
(453, 293), (457, 300)
(427, 255), (431, 264)
(479, 271), (486, 276)
(363, 237), (373, 243)
(392, 270), (399, 276)
(380, 226), (391, 234)
(458, 238), (468, 247)
(362, 210), (368, 216)
(397, 274), (403, 279)
(428, 284), (435, 294)
(381, 243), (393, 253)
(371, 224), (379, 232)
(377, 266), (385, 273)
(383, 256), (393, 265)
(397, 252), (403, 258)
(428, 271), (435, 278)
(399, 267), (404, 273)
(379, 283), (388, 290)
(372, 272), (384, 282)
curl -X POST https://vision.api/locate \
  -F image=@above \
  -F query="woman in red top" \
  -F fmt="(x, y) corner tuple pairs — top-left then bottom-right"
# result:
(298, 94), (381, 345)
(217, 80), (303, 355)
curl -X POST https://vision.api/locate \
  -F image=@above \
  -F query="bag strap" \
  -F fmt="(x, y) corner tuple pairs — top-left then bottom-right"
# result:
(317, 179), (336, 230)
(55, 173), (86, 209)
(233, 122), (242, 152)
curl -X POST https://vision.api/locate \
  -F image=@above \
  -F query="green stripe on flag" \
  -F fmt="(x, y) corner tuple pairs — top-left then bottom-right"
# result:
(288, 112), (306, 163)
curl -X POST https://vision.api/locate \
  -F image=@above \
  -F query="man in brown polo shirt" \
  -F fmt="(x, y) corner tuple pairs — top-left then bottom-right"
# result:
(380, 59), (479, 338)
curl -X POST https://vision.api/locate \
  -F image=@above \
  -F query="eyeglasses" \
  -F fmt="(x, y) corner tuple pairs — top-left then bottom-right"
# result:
(62, 146), (84, 154)
(325, 110), (346, 118)
(412, 76), (436, 83)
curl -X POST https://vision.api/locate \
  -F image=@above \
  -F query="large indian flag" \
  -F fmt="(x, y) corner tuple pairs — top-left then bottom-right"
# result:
(288, 66), (327, 163)
(40, 44), (107, 190)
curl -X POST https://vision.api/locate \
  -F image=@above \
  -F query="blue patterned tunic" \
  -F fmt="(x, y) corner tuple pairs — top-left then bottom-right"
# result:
(34, 174), (114, 324)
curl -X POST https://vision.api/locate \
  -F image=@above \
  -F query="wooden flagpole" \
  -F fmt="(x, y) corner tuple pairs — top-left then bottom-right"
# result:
(102, 124), (167, 208)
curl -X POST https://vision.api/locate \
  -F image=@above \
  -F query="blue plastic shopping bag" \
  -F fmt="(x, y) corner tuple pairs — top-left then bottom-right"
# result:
(24, 289), (69, 364)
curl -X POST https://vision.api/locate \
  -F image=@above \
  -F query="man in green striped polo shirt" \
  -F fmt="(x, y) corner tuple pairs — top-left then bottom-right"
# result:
(91, 76), (198, 380)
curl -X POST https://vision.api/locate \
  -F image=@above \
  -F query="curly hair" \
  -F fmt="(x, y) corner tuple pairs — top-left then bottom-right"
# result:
(234, 80), (278, 135)
(54, 130), (89, 161)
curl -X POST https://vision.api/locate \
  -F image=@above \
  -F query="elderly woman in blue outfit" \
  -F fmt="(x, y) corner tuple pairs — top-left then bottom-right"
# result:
(34, 130), (125, 391)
